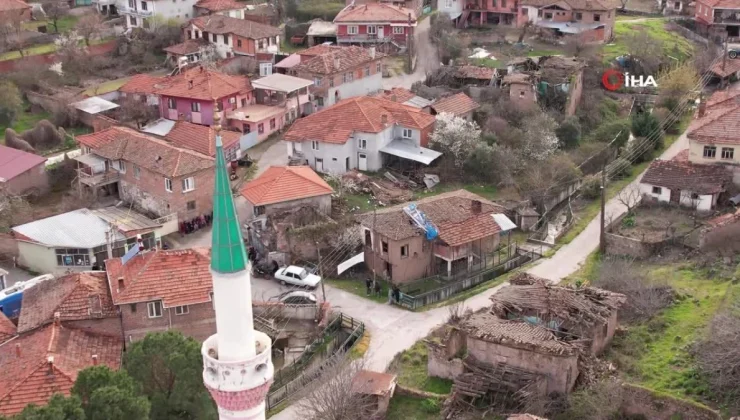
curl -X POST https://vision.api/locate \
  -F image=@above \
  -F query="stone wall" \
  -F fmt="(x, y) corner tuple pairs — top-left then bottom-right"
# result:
(621, 384), (721, 420)
(427, 328), (466, 380)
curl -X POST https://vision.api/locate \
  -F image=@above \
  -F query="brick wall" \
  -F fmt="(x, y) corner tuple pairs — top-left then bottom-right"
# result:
(120, 301), (216, 343)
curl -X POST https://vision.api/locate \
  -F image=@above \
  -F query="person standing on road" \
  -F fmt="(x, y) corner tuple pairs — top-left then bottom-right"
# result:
(365, 278), (372, 296)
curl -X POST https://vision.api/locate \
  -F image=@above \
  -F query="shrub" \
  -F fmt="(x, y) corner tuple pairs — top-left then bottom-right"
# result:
(421, 398), (440, 413)
(556, 116), (582, 149)
(609, 157), (632, 178)
(581, 174), (601, 200)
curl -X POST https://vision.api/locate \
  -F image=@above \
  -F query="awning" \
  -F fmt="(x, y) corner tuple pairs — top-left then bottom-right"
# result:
(380, 140), (442, 165)
(492, 214), (517, 232)
(337, 252), (364, 275)
(535, 21), (603, 34)
(73, 153), (106, 167)
(72, 97), (119, 114)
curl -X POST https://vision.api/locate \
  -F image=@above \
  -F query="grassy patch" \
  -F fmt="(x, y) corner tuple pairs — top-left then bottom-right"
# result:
(280, 40), (305, 54)
(389, 341), (453, 394)
(562, 250), (601, 286)
(603, 18), (695, 62)
(0, 107), (51, 142)
(0, 43), (58, 61)
(349, 330), (370, 360)
(83, 77), (131, 97)
(387, 395), (441, 420)
(470, 57), (504, 69)
(327, 278), (389, 304)
(527, 49), (561, 56)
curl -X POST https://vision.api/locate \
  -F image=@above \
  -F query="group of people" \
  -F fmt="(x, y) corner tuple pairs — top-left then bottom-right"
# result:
(364, 278), (402, 305)
(178, 213), (213, 235)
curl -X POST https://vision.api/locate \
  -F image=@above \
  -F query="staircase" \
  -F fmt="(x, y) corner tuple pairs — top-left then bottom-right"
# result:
(254, 315), (279, 339)
(457, 10), (471, 28)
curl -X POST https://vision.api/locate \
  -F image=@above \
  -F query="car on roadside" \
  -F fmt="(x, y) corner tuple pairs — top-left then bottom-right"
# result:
(270, 291), (318, 305)
(274, 265), (322, 288)
(730, 49), (740, 59)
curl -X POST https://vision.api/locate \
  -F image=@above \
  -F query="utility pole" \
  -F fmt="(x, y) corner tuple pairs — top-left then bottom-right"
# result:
(599, 163), (607, 254)
(372, 203), (377, 289)
(316, 242), (326, 302)
(722, 36), (729, 88)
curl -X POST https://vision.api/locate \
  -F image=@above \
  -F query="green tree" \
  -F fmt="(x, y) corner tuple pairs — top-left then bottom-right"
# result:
(14, 394), (85, 420)
(0, 81), (23, 127)
(87, 387), (150, 420)
(631, 111), (661, 138)
(588, 118), (630, 148)
(556, 117), (582, 149)
(72, 366), (144, 419)
(124, 331), (216, 420)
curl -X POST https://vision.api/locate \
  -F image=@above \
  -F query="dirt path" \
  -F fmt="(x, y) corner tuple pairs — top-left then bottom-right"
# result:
(381, 17), (439, 89)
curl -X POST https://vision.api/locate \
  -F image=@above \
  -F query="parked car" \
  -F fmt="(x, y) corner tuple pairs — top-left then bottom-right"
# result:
(274, 265), (322, 288)
(252, 259), (279, 278)
(270, 291), (317, 305)
(730, 49), (740, 59)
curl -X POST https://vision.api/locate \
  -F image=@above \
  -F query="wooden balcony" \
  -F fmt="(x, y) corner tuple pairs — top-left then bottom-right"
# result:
(78, 169), (120, 187)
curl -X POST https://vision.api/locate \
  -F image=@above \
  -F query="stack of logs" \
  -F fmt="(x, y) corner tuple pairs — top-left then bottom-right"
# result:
(442, 356), (545, 419)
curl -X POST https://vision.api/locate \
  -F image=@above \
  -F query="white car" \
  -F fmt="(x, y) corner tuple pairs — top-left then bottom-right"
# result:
(274, 266), (322, 288)
(271, 291), (318, 305)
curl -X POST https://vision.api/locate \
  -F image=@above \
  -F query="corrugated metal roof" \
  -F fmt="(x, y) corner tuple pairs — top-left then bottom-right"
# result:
(493, 213), (517, 231)
(72, 97), (119, 114)
(12, 209), (125, 248)
(91, 207), (161, 233)
(252, 73), (314, 93)
(379, 139), (442, 165)
(403, 96), (433, 108)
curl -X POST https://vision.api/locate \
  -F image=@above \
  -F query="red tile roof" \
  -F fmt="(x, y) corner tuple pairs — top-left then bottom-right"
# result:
(521, 0), (620, 10)
(642, 159), (730, 195)
(154, 66), (253, 101)
(17, 272), (117, 334)
(106, 248), (213, 307)
(0, 312), (16, 345)
(163, 121), (241, 157)
(437, 211), (502, 247)
(673, 149), (689, 162)
(0, 145), (47, 182)
(299, 44), (341, 57)
(708, 58), (740, 78)
(119, 73), (170, 95)
(292, 45), (384, 75)
(284, 96), (435, 144)
(190, 15), (281, 40)
(705, 89), (740, 111)
(431, 93), (480, 116)
(76, 126), (214, 177)
(0, 324), (122, 416)
(702, 0), (740, 9)
(194, 0), (243, 11)
(241, 166), (334, 206)
(334, 3), (417, 22)
(163, 38), (210, 56)
(377, 87), (417, 103)
(351, 370), (397, 396)
(0, 0), (31, 12)
(686, 105), (740, 145)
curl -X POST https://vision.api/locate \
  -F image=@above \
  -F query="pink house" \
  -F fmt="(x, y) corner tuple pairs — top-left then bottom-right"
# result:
(154, 66), (254, 126)
(334, 3), (417, 49)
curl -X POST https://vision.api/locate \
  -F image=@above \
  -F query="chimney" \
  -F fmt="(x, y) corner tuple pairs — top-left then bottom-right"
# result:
(381, 113), (388, 124)
(471, 200), (482, 214)
(53, 312), (61, 326)
(92, 354), (99, 366)
(118, 277), (125, 289)
(188, 80), (194, 89)
(698, 100), (706, 118)
(369, 46), (376, 59)
(47, 356), (54, 372)
(15, 343), (20, 358)
(334, 56), (340, 69)
(365, 3), (368, 9)
(391, 94), (397, 102)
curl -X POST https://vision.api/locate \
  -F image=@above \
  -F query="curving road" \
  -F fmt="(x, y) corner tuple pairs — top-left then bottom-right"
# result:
(381, 16), (440, 90)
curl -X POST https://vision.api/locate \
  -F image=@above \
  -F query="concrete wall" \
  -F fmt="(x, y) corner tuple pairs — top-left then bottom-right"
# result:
(427, 328), (466, 380)
(120, 300), (216, 343)
(467, 336), (579, 395)
(589, 312), (618, 355)
(363, 231), (432, 283)
(3, 162), (48, 195)
(688, 140), (740, 165)
(639, 182), (716, 211)
(16, 241), (94, 276)
(252, 302), (320, 320)
(330, 71), (383, 106)
(244, 194), (332, 221)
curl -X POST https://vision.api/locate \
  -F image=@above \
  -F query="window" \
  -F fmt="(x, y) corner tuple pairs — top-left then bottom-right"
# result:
(55, 249), (90, 267)
(182, 177), (195, 192)
(130, 303), (137, 313)
(243, 123), (250, 133)
(445, 0), (452, 6)
(358, 138), (367, 149)
(594, 13), (601, 21)
(175, 305), (189, 315)
(194, 30), (199, 38)
(343, 72), (354, 83)
(575, 12), (582, 19)
(690, 192), (700, 199)
(191, 102), (201, 112)
(187, 200), (196, 211)
(544, 12), (552, 19)
(141, 1), (147, 10)
(348, 25), (358, 34)
(365, 229), (372, 246)
(703, 146), (717, 158)
(270, 118), (276, 130)
(312, 141), (320, 150)
(223, 34), (229, 44)
(147, 301), (163, 318)
(393, 26), (404, 34)
(376, 62), (382, 73)
(237, 39), (242, 47)
(501, 0), (506, 6)
(400, 244), (409, 258)
(212, 33), (217, 42)
(258, 123), (264, 134)
(538, 9), (542, 16)
(652, 186), (662, 195)
(364, 66), (370, 77)
(382, 241), (388, 253)
(317, 97), (324, 106)
(519, 90), (525, 98)
(241, 98), (247, 107)
(254, 205), (265, 216)
(167, 98), (176, 109)
(367, 25), (377, 34)
(402, 128), (412, 138)
(187, 30), (192, 39)
(128, 0), (134, 7)
(329, 77), (335, 87)
(722, 147), (734, 160)
(165, 178), (173, 192)
(314, 77), (322, 86)
(116, 160), (126, 173)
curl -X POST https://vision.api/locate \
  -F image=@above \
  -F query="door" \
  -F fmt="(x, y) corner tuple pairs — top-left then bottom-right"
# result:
(358, 153), (367, 171)
(670, 189), (680, 204)
(315, 158), (324, 172)
(377, 26), (384, 38)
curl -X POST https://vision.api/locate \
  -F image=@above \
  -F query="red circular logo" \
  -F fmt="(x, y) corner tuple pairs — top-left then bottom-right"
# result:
(602, 69), (624, 91)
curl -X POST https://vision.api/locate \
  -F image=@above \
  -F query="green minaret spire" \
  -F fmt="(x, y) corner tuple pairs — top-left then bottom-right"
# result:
(210, 109), (248, 273)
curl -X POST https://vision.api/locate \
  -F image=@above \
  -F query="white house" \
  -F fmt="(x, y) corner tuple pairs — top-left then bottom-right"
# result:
(640, 157), (730, 212)
(12, 208), (161, 275)
(438, 0), (463, 21)
(118, 0), (198, 29)
(283, 96), (439, 174)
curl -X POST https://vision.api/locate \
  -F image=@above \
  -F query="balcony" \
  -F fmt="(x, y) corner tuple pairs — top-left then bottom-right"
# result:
(118, 5), (153, 16)
(338, 34), (392, 43)
(77, 169), (120, 187)
(92, 0), (117, 4)
(714, 13), (740, 24)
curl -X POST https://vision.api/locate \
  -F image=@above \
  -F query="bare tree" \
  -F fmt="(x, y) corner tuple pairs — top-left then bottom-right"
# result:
(0, 191), (32, 232)
(41, 0), (69, 33)
(447, 301), (466, 323)
(563, 379), (625, 420)
(75, 13), (104, 47)
(694, 302), (740, 407)
(593, 257), (673, 322)
(118, 96), (158, 129)
(296, 356), (378, 420)
(564, 33), (595, 58)
(616, 186), (641, 216)
(0, 21), (26, 57)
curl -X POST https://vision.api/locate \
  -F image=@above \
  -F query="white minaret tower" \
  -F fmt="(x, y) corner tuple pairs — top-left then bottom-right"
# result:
(202, 106), (274, 420)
